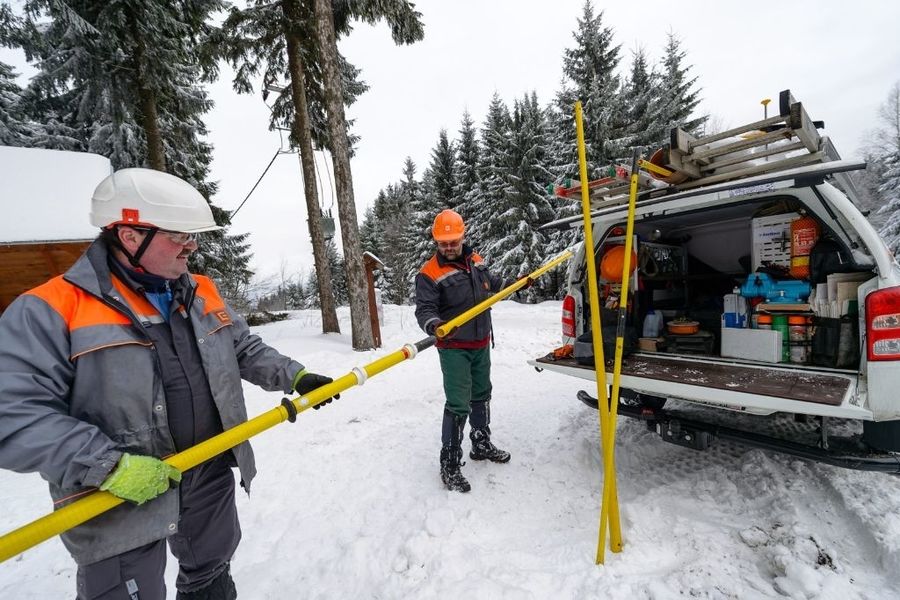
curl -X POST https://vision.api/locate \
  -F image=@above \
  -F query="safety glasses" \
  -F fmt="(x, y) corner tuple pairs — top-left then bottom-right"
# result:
(436, 238), (462, 248)
(131, 227), (198, 245)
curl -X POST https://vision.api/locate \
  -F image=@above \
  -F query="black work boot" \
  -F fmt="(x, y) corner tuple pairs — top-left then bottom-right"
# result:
(176, 564), (237, 600)
(469, 426), (511, 463)
(469, 400), (511, 463)
(440, 410), (470, 493)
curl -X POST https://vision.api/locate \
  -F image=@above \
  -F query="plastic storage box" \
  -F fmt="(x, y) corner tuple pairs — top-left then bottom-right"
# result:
(751, 212), (799, 272)
(720, 326), (783, 363)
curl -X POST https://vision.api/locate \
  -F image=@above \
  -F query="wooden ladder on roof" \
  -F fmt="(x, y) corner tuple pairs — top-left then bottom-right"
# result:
(551, 89), (849, 210)
(551, 164), (664, 210)
(656, 89), (841, 189)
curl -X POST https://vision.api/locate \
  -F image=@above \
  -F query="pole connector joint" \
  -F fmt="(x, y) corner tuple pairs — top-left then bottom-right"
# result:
(281, 397), (298, 423)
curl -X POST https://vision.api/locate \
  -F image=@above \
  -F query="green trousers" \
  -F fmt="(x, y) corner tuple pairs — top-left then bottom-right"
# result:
(438, 346), (492, 417)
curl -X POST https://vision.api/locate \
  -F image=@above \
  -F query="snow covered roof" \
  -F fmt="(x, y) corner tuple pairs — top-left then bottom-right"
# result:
(0, 146), (112, 243)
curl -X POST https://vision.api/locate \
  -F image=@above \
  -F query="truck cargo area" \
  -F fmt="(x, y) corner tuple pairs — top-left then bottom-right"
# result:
(568, 193), (875, 377)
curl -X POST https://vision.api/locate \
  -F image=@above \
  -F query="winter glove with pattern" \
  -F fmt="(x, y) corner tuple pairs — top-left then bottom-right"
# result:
(99, 453), (182, 505)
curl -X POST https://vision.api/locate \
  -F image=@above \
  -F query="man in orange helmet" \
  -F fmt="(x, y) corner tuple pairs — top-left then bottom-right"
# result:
(414, 209), (510, 493)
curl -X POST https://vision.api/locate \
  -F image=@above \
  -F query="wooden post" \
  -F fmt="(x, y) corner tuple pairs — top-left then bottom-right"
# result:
(362, 252), (384, 348)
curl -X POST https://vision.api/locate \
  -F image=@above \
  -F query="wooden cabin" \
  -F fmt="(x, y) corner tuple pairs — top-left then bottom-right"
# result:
(0, 147), (112, 312)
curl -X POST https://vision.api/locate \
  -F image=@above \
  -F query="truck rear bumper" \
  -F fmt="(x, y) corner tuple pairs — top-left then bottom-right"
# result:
(575, 390), (900, 474)
(530, 352), (869, 420)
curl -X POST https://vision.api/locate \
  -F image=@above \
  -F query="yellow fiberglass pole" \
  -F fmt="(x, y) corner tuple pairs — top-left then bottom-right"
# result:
(435, 250), (572, 339)
(0, 336), (437, 564)
(573, 102), (622, 565)
(598, 149), (642, 563)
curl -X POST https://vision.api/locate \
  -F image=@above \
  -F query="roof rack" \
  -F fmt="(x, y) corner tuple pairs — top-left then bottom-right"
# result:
(552, 89), (853, 209)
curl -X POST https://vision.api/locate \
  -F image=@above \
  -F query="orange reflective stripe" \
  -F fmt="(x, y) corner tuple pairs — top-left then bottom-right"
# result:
(193, 275), (226, 316)
(25, 277), (132, 330)
(25, 275), (162, 331)
(26, 273), (225, 330)
(420, 256), (454, 282)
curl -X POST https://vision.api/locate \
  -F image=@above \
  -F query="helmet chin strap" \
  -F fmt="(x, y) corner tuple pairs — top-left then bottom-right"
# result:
(111, 226), (158, 271)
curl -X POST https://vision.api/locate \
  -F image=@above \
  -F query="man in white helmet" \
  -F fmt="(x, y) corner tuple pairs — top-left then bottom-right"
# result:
(0, 168), (337, 599)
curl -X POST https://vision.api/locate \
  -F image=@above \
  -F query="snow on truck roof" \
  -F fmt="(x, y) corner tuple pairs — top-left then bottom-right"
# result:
(0, 146), (112, 243)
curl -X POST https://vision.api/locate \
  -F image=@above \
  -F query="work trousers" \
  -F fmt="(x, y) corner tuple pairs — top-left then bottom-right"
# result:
(75, 455), (240, 599)
(438, 346), (492, 417)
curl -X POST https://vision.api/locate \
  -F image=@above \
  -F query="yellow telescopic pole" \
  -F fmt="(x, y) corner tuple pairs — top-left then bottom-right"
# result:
(435, 250), (573, 339)
(573, 102), (622, 565)
(0, 337), (437, 564)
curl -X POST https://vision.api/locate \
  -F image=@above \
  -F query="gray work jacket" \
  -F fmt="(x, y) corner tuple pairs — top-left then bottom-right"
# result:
(0, 240), (303, 564)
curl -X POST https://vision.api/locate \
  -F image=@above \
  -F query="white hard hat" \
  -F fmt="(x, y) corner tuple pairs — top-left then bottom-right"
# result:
(90, 168), (222, 233)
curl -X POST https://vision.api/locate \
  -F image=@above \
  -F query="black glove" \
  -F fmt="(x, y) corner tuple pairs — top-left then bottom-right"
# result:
(294, 371), (340, 410)
(425, 320), (445, 336)
(427, 320), (458, 339)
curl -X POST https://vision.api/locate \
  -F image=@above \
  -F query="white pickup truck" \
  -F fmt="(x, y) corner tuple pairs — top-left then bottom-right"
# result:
(531, 91), (900, 473)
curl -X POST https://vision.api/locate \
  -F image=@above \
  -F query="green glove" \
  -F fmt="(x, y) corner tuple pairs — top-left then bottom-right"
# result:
(99, 453), (182, 505)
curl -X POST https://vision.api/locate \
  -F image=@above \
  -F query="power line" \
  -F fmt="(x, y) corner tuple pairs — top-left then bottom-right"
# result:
(229, 149), (283, 220)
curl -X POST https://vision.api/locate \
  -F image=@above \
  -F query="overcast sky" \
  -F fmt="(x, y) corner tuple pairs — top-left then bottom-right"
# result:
(4, 0), (900, 285)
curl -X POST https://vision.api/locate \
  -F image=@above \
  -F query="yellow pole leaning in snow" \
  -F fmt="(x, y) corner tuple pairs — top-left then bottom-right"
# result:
(0, 337), (436, 564)
(435, 250), (573, 339)
(572, 101), (623, 564)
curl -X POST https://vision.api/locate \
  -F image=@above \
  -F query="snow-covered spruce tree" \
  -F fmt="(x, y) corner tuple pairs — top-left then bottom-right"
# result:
(855, 152), (889, 230)
(325, 238), (349, 306)
(453, 110), (480, 208)
(393, 157), (431, 303)
(616, 46), (664, 152)
(3, 1), (254, 306)
(875, 83), (900, 254)
(477, 92), (556, 302)
(428, 128), (457, 209)
(550, 0), (624, 180)
(541, 1), (624, 285)
(287, 278), (306, 310)
(406, 130), (458, 291)
(383, 181), (414, 305)
(359, 202), (384, 259)
(463, 93), (512, 253)
(0, 61), (35, 145)
(651, 31), (706, 141)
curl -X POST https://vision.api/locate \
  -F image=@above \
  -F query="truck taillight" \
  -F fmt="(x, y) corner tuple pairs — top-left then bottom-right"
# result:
(562, 295), (576, 338)
(866, 285), (900, 361)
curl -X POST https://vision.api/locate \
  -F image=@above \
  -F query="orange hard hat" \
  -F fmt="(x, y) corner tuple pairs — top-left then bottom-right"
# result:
(432, 209), (465, 241)
(600, 245), (637, 282)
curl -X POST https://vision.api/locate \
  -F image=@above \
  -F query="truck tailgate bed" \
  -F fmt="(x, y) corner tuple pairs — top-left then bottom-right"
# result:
(531, 353), (863, 417)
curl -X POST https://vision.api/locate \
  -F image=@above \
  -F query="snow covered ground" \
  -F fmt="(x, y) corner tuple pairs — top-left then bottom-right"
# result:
(3, 301), (900, 599)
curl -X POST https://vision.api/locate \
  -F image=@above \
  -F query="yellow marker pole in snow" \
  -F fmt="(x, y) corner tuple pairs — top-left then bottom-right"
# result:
(0, 337), (437, 564)
(572, 102), (622, 564)
(600, 148), (643, 562)
(435, 250), (573, 340)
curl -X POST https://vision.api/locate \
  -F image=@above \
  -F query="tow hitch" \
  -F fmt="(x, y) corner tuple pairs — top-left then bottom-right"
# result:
(653, 419), (713, 451)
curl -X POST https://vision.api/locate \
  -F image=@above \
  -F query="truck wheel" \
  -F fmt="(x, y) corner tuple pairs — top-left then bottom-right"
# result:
(862, 420), (900, 452)
(619, 388), (666, 411)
